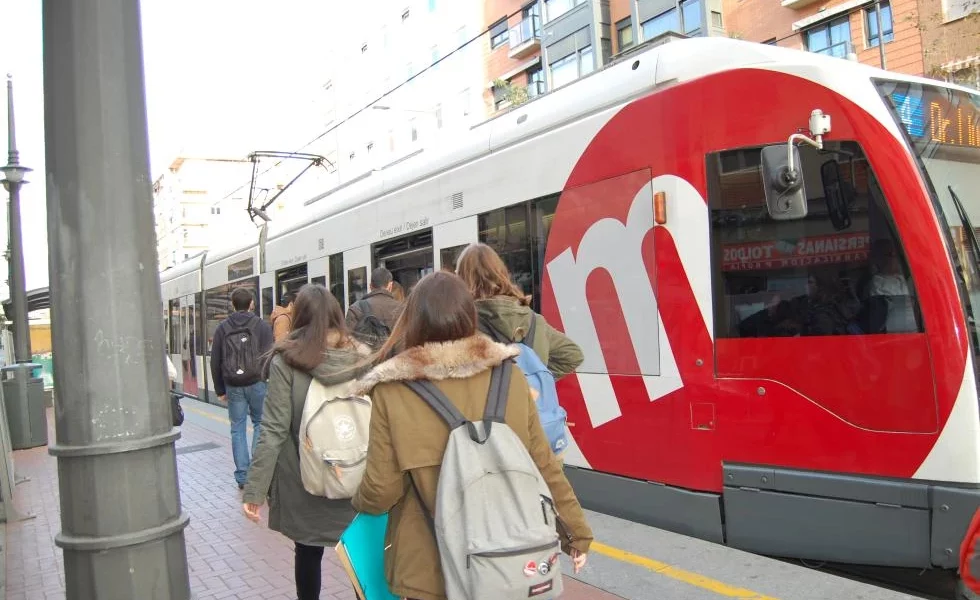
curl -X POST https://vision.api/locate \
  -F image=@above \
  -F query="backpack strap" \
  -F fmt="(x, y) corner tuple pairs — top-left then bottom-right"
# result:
(524, 313), (538, 346)
(483, 361), (513, 423)
(404, 380), (467, 429)
(477, 314), (510, 343)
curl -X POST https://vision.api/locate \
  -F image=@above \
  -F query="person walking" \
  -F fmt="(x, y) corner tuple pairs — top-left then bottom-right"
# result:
(455, 242), (583, 379)
(210, 287), (273, 489)
(345, 266), (403, 350)
(351, 271), (593, 600)
(271, 290), (296, 343)
(242, 284), (371, 600)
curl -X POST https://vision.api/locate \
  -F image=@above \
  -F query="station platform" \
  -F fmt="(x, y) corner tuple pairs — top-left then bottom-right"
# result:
(2, 400), (928, 600)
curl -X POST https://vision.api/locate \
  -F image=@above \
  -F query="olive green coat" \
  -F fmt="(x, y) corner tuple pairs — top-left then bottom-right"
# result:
(475, 296), (584, 380)
(243, 345), (371, 546)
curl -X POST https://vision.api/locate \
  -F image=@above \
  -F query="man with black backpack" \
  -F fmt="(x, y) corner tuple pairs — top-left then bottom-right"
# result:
(345, 267), (402, 351)
(210, 287), (274, 490)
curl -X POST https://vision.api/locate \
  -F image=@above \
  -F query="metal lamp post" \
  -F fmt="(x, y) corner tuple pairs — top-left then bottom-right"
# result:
(0, 75), (47, 455)
(2, 75), (33, 366)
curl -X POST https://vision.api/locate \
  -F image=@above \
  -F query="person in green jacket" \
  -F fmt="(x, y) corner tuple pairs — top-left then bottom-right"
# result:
(455, 242), (584, 380)
(242, 283), (371, 600)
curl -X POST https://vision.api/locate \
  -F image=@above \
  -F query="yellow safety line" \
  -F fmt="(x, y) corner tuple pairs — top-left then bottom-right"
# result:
(183, 405), (252, 430)
(181, 405), (776, 599)
(590, 541), (780, 600)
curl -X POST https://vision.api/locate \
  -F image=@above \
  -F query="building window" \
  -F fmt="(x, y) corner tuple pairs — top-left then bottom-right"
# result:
(805, 16), (851, 58)
(711, 10), (723, 28)
(366, 141), (374, 153)
(550, 45), (594, 89)
(544, 0), (585, 23)
(642, 9), (681, 39)
(616, 18), (634, 51)
(429, 0), (436, 12)
(361, 43), (368, 53)
(681, 0), (702, 35)
(490, 18), (509, 49)
(410, 119), (418, 142)
(865, 2), (894, 47)
(527, 64), (545, 97)
(402, 8), (410, 22)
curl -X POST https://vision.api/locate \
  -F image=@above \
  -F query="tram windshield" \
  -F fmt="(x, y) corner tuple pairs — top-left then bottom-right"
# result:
(877, 80), (980, 357)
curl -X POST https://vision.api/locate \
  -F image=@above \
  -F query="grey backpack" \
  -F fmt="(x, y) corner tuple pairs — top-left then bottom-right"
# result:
(406, 361), (564, 600)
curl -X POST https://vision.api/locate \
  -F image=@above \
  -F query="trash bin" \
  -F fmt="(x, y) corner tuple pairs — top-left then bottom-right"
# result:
(1, 363), (48, 450)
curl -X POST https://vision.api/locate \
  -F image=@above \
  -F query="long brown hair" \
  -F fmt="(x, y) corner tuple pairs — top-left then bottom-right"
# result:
(374, 271), (477, 360)
(455, 242), (529, 306)
(274, 283), (354, 371)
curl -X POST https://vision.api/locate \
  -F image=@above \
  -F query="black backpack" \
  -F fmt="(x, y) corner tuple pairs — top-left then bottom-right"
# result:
(221, 318), (263, 386)
(352, 299), (391, 351)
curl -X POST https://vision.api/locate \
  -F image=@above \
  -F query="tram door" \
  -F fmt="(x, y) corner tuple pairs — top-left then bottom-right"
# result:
(373, 229), (434, 297)
(434, 216), (477, 273)
(178, 294), (200, 396)
(275, 264), (308, 307)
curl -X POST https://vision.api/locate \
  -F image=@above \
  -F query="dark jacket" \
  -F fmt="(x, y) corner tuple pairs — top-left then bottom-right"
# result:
(345, 290), (403, 333)
(243, 341), (372, 546)
(476, 297), (584, 380)
(350, 335), (593, 600)
(210, 311), (273, 396)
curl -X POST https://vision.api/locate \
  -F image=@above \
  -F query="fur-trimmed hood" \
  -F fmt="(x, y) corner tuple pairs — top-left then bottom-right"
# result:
(351, 334), (518, 395)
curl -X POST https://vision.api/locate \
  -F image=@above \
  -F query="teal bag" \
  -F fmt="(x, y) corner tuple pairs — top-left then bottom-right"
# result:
(338, 513), (398, 600)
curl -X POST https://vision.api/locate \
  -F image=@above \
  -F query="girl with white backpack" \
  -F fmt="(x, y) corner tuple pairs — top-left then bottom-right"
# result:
(242, 284), (372, 600)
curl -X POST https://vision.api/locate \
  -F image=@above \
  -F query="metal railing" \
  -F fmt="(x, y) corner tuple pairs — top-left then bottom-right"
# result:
(509, 15), (541, 48)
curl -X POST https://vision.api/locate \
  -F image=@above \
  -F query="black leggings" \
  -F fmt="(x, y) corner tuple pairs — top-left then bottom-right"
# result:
(295, 542), (325, 600)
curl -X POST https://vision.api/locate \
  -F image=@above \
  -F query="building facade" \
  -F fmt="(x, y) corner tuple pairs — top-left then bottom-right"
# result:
(302, 0), (486, 191)
(483, 0), (728, 114)
(153, 156), (256, 270)
(722, 0), (931, 76)
(915, 0), (979, 86)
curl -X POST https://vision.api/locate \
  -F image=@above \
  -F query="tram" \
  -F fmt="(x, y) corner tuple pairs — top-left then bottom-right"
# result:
(160, 36), (980, 576)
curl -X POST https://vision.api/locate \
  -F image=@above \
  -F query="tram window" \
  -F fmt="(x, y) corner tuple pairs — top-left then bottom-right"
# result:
(311, 276), (326, 287)
(329, 253), (345, 308)
(193, 293), (205, 356)
(205, 278), (260, 353)
(261, 287), (274, 320)
(707, 142), (922, 339)
(478, 194), (559, 312)
(348, 267), (367, 306)
(441, 245), (468, 273)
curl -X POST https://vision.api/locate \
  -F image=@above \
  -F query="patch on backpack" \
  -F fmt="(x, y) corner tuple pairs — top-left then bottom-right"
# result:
(333, 415), (356, 441)
(528, 580), (553, 596)
(523, 561), (537, 577)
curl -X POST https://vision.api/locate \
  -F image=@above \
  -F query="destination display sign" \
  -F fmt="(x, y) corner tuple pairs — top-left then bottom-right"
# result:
(889, 88), (980, 150)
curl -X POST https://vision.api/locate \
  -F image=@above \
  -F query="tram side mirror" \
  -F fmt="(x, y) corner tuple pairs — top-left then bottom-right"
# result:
(820, 159), (853, 231)
(761, 145), (808, 221)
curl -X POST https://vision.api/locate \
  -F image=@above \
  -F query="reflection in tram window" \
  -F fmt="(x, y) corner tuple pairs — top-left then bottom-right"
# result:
(261, 287), (274, 320)
(707, 141), (922, 338)
(311, 276), (326, 287)
(478, 194), (558, 311)
(348, 267), (367, 306)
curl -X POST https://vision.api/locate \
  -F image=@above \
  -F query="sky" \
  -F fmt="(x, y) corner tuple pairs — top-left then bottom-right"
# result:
(0, 0), (340, 293)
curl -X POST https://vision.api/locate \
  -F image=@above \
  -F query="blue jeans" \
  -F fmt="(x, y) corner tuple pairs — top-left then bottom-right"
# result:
(227, 381), (267, 486)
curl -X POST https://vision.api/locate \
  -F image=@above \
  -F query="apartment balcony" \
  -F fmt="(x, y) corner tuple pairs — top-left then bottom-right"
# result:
(781, 0), (822, 9)
(508, 16), (541, 59)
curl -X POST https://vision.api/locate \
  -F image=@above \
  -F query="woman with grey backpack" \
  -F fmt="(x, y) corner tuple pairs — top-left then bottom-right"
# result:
(242, 283), (372, 600)
(352, 271), (592, 600)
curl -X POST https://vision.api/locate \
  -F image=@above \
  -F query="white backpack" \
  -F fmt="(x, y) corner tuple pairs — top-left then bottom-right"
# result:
(298, 378), (372, 499)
